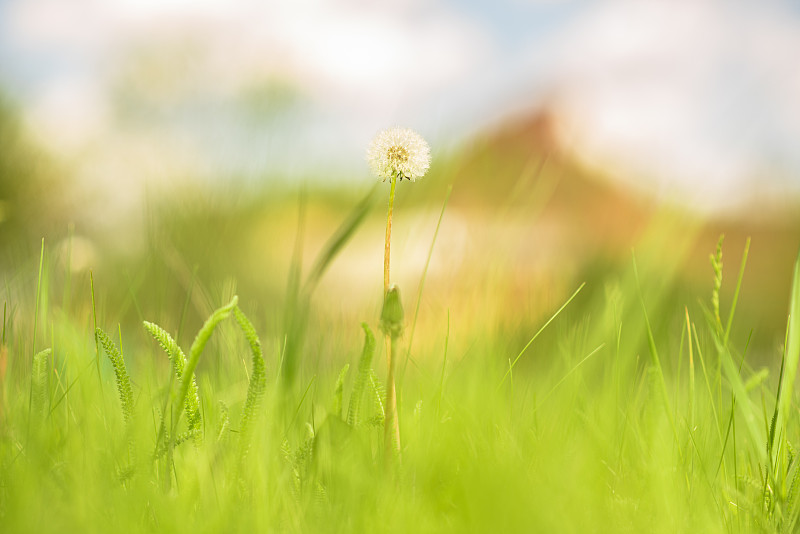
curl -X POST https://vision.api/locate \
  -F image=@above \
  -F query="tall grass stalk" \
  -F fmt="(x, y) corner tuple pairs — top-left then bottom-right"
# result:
(90, 270), (101, 385)
(282, 186), (376, 385)
(773, 249), (800, 514)
(401, 184), (452, 383)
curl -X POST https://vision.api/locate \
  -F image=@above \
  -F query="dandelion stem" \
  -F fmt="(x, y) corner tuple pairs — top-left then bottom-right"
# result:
(384, 335), (400, 460)
(383, 174), (401, 460)
(384, 175), (397, 294)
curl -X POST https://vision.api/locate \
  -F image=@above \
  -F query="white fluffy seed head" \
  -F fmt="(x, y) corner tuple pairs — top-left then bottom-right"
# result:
(367, 127), (431, 182)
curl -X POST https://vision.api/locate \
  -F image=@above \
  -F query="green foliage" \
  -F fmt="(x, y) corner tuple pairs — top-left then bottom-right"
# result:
(96, 327), (134, 423)
(5, 223), (800, 533)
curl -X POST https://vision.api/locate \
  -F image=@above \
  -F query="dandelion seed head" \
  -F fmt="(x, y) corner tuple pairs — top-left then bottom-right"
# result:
(367, 127), (431, 182)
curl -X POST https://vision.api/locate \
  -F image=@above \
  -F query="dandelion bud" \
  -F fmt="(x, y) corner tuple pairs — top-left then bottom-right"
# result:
(380, 285), (404, 338)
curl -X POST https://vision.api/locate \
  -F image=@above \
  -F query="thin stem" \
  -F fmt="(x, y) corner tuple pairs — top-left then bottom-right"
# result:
(384, 176), (397, 295)
(384, 335), (400, 460)
(383, 175), (400, 461)
(90, 271), (101, 385)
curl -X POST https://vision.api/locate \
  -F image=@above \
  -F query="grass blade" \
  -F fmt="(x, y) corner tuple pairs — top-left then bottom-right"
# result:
(303, 186), (377, 293)
(497, 282), (585, 389)
(632, 253), (680, 456)
(283, 186), (377, 385)
(724, 237), (750, 345)
(402, 185), (452, 382)
(776, 249), (800, 499)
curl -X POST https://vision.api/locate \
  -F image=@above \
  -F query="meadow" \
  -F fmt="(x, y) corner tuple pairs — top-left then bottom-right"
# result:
(3, 117), (800, 532)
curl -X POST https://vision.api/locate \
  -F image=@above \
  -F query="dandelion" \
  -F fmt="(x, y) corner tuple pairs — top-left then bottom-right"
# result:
(367, 126), (430, 462)
(367, 127), (431, 182)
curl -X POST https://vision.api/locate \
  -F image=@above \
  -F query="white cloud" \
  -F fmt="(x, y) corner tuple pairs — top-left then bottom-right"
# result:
(8, 0), (488, 115)
(529, 1), (800, 210)
(4, 0), (492, 190)
(7, 0), (800, 213)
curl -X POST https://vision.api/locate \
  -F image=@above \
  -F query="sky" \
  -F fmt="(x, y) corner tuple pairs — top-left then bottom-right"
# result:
(2, 0), (800, 213)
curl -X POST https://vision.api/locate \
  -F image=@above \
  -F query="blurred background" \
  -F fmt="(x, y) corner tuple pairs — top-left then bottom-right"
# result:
(2, 0), (800, 370)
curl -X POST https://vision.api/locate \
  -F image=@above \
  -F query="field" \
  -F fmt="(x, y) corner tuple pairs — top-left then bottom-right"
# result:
(3, 114), (800, 533)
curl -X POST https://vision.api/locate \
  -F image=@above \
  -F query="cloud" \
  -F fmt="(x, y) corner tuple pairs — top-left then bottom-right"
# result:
(7, 0), (800, 214)
(529, 1), (800, 209)
(4, 0), (491, 164)
(0, 0), (498, 230)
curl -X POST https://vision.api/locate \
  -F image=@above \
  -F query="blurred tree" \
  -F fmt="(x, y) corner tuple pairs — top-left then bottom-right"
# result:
(0, 94), (68, 260)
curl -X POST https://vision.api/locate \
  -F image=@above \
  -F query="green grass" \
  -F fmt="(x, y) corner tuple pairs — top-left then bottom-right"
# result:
(1, 208), (800, 533)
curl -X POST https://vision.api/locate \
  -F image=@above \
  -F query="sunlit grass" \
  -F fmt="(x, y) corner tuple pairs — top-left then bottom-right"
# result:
(1, 184), (799, 533)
